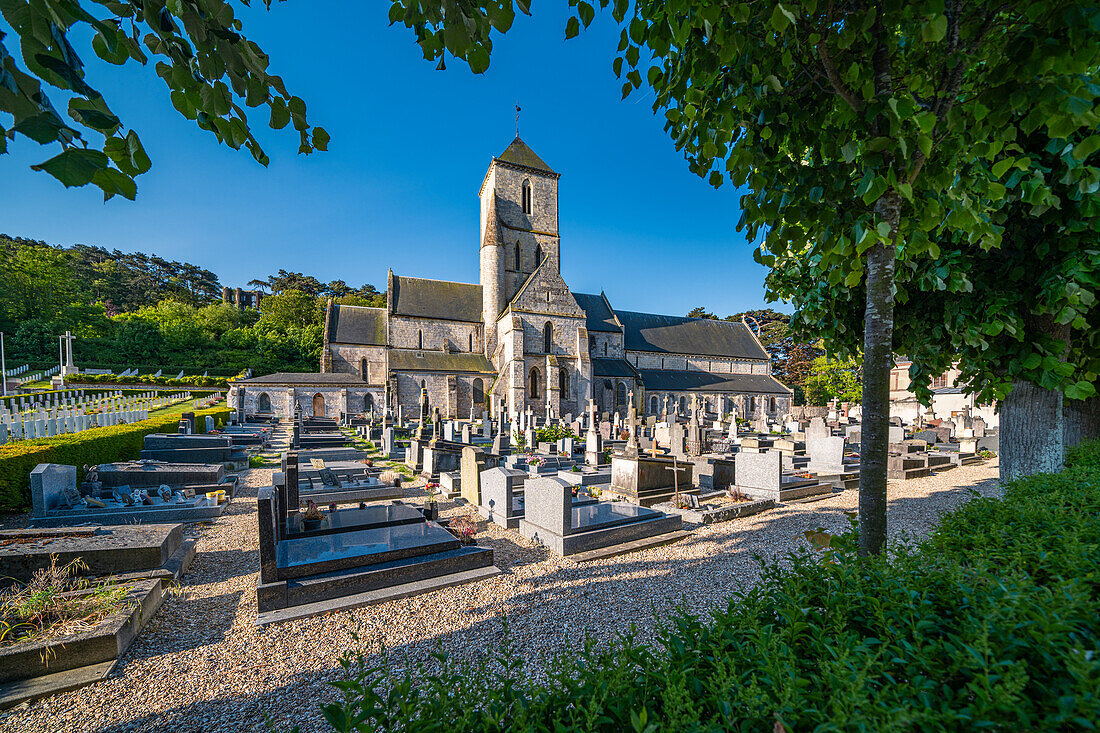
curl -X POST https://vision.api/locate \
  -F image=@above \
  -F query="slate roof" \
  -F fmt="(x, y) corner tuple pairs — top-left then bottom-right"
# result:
(388, 350), (496, 374)
(496, 136), (556, 174)
(617, 311), (768, 360)
(573, 292), (621, 333)
(391, 275), (482, 323)
(637, 370), (790, 394)
(231, 372), (366, 386)
(591, 357), (638, 378)
(330, 305), (386, 345)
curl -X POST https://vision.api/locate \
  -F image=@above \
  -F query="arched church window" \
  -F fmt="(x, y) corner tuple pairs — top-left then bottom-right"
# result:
(258, 393), (271, 413)
(603, 342), (608, 356)
(417, 330), (423, 349)
(473, 378), (485, 406)
(535, 244), (542, 264)
(529, 367), (541, 399)
(559, 368), (568, 394)
(522, 179), (532, 214)
(679, 396), (687, 413)
(649, 395), (658, 414)
(514, 242), (521, 270)
(469, 334), (473, 352)
(361, 358), (369, 381)
(543, 322), (552, 354)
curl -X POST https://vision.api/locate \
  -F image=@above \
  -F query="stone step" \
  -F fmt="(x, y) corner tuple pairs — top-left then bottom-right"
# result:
(255, 563), (501, 627)
(267, 545), (495, 612)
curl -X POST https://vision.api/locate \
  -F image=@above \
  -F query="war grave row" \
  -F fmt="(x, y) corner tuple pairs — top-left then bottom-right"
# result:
(0, 389), (995, 709)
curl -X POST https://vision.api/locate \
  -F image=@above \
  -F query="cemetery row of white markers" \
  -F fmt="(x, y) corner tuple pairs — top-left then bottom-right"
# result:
(0, 390), (222, 445)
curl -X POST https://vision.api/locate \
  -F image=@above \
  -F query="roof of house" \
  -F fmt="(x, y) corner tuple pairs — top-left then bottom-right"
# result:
(329, 304), (386, 345)
(495, 136), (557, 174)
(617, 311), (769, 360)
(387, 350), (496, 374)
(390, 275), (482, 323)
(573, 292), (621, 333)
(231, 372), (367, 386)
(636, 370), (790, 394)
(591, 357), (639, 378)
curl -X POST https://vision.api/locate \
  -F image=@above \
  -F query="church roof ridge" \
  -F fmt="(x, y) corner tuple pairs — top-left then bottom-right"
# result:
(495, 135), (557, 174)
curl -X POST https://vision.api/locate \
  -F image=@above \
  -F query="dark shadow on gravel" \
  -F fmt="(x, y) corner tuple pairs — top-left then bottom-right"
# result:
(121, 589), (246, 662)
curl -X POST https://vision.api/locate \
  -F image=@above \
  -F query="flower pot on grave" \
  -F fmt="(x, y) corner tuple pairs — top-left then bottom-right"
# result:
(303, 518), (322, 531)
(422, 502), (438, 521)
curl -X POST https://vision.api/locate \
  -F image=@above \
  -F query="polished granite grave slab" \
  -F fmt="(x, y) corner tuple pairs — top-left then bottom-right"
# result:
(571, 501), (655, 531)
(285, 504), (424, 539)
(275, 521), (460, 579)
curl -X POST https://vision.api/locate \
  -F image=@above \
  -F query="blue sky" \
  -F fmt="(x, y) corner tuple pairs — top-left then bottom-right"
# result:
(3, 3), (781, 317)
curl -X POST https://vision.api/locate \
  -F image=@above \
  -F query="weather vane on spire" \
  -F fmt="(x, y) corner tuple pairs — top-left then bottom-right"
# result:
(515, 103), (521, 137)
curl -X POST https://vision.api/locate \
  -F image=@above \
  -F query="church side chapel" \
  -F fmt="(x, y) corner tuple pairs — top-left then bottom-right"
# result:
(232, 136), (791, 420)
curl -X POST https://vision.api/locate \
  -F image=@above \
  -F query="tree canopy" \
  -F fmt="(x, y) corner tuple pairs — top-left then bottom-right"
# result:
(1, 0), (327, 199)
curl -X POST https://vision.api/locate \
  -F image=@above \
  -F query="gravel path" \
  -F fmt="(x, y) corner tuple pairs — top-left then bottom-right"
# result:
(1, 458), (1001, 733)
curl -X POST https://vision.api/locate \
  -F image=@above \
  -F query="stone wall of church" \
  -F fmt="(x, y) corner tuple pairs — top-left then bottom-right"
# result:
(329, 344), (387, 384)
(492, 164), (558, 235)
(589, 332), (624, 359)
(389, 316), (481, 353)
(519, 313), (583, 357)
(392, 372), (490, 420)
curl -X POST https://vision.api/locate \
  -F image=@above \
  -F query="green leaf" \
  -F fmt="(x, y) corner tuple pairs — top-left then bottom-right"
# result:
(861, 176), (888, 205)
(312, 126), (330, 151)
(841, 141), (859, 163)
(565, 16), (580, 39)
(12, 113), (67, 144)
(769, 4), (795, 32)
(765, 74), (783, 92)
(922, 15), (947, 43)
(992, 157), (1014, 178)
(91, 166), (137, 201)
(31, 148), (109, 187)
(1022, 353), (1042, 370)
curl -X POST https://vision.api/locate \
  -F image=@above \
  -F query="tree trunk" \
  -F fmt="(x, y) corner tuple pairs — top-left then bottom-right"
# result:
(1000, 314), (1068, 482)
(858, 194), (900, 556)
(1063, 395), (1100, 451)
(1000, 379), (1064, 482)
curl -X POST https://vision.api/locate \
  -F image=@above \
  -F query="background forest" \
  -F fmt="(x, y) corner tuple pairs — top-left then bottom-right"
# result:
(0, 235), (385, 375)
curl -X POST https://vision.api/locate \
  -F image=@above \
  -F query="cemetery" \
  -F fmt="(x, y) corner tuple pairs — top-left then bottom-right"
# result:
(1, 3), (1096, 728)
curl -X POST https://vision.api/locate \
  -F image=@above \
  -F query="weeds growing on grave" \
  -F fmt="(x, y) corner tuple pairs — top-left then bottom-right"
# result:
(321, 440), (1100, 731)
(0, 558), (133, 646)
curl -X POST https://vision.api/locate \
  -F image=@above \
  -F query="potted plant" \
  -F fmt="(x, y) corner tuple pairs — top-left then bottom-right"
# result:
(526, 455), (544, 476)
(423, 482), (440, 521)
(301, 500), (323, 530)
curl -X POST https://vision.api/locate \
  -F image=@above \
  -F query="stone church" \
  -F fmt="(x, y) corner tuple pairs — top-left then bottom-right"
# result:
(232, 137), (791, 420)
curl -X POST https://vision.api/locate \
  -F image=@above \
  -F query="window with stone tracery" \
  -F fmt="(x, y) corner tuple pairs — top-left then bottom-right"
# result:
(522, 179), (532, 214)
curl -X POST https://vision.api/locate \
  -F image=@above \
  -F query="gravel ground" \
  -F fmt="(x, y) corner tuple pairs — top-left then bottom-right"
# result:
(1, 457), (1002, 733)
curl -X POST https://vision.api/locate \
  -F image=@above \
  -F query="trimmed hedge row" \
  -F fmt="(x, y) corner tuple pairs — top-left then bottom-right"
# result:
(69, 374), (231, 388)
(322, 441), (1100, 731)
(0, 407), (231, 512)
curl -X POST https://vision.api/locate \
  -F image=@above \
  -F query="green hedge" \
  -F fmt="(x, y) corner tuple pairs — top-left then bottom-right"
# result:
(0, 407), (230, 512)
(322, 441), (1100, 731)
(68, 373), (231, 388)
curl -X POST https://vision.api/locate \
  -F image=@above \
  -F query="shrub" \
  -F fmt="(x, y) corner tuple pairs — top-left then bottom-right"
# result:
(0, 407), (231, 512)
(322, 441), (1100, 731)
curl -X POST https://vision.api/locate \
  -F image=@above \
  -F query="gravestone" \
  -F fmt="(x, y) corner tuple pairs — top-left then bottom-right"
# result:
(460, 445), (500, 506)
(479, 466), (526, 528)
(806, 436), (847, 475)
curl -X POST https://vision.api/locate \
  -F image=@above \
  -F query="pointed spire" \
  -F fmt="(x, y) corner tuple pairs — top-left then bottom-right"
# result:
(481, 193), (503, 249)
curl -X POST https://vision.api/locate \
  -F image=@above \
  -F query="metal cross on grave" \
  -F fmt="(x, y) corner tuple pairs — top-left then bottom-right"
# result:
(664, 456), (690, 508)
